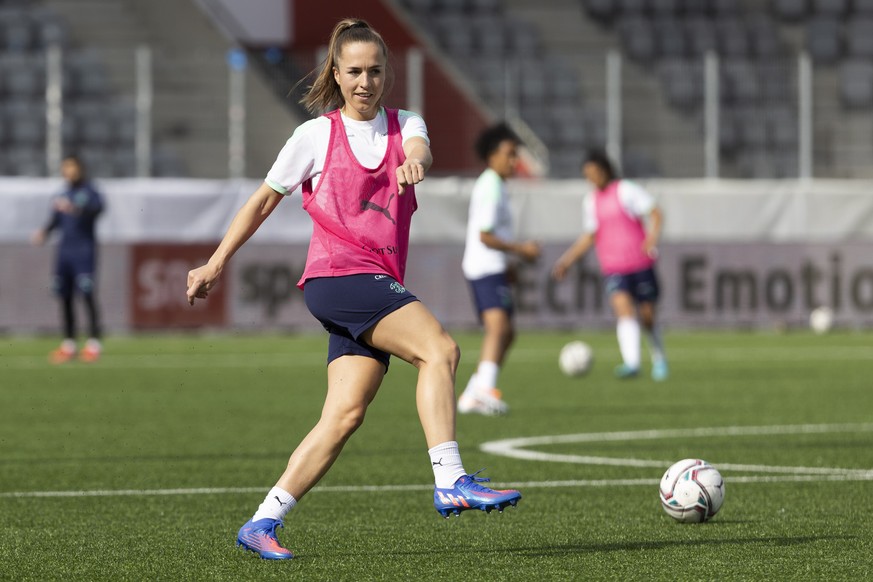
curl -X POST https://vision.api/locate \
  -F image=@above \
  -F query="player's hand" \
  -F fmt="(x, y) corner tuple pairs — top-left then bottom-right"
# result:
(53, 198), (75, 214)
(517, 240), (542, 263)
(31, 229), (46, 246)
(552, 260), (570, 281)
(642, 239), (659, 259)
(397, 158), (425, 195)
(186, 263), (221, 306)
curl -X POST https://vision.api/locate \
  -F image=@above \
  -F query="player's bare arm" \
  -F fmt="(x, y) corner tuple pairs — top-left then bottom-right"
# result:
(397, 136), (432, 195)
(643, 206), (663, 258)
(480, 231), (541, 262)
(552, 232), (595, 281)
(187, 182), (283, 305)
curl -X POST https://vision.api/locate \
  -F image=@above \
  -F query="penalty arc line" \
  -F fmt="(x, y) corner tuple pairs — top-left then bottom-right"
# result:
(479, 422), (873, 478)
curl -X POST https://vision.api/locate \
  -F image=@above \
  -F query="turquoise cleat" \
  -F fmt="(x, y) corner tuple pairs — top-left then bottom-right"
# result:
(652, 360), (670, 382)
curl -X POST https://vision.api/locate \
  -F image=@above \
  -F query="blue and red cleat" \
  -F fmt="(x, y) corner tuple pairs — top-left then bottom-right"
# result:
(236, 518), (294, 560)
(433, 470), (521, 518)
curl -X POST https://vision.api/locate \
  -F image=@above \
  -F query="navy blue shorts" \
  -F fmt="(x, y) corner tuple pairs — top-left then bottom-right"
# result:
(303, 274), (419, 369)
(604, 267), (660, 303)
(467, 272), (513, 316)
(53, 253), (96, 298)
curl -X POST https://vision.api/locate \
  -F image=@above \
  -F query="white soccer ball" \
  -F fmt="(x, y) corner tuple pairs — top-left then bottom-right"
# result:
(659, 459), (725, 523)
(809, 306), (834, 334)
(558, 341), (593, 377)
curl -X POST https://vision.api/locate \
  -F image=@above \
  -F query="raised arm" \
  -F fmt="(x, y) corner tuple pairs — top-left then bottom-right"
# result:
(397, 136), (432, 195)
(186, 182), (284, 305)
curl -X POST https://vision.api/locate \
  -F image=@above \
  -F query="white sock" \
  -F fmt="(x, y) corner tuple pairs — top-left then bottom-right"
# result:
(85, 338), (102, 352)
(251, 486), (297, 522)
(429, 441), (467, 488)
(474, 361), (500, 392)
(461, 373), (478, 397)
(61, 339), (77, 354)
(646, 326), (666, 364)
(617, 317), (641, 369)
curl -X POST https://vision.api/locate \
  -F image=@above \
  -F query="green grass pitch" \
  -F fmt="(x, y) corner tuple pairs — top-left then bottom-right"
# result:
(1, 330), (872, 580)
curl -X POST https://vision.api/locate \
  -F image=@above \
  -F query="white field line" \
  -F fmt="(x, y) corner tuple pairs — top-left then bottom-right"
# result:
(480, 423), (873, 477)
(4, 473), (873, 500)
(3, 424), (872, 500)
(2, 345), (873, 369)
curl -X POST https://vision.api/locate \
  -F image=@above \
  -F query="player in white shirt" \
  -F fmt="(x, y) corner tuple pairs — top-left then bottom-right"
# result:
(459, 123), (541, 415)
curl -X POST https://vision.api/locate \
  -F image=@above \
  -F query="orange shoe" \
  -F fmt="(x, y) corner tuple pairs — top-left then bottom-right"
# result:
(80, 339), (101, 363)
(49, 347), (76, 364)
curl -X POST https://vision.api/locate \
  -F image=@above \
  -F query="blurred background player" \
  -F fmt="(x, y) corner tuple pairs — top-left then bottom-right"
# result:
(186, 19), (521, 561)
(31, 155), (105, 364)
(552, 150), (668, 381)
(459, 123), (541, 415)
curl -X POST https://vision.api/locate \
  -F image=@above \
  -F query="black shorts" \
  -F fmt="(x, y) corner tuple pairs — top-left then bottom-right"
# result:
(467, 272), (513, 316)
(303, 274), (419, 369)
(604, 267), (660, 303)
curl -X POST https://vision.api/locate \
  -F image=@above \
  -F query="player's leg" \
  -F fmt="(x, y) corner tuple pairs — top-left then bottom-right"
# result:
(610, 287), (642, 378)
(363, 301), (521, 517)
(76, 271), (102, 362)
(50, 263), (77, 364)
(459, 307), (513, 415)
(460, 273), (513, 415)
(238, 352), (385, 560)
(639, 301), (668, 381)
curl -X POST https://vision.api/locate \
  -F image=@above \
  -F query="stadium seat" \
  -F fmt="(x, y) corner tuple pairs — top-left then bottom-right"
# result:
(620, 17), (656, 63)
(619, 0), (649, 16)
(766, 106), (798, 148)
(712, 0), (741, 16)
(748, 16), (783, 58)
(840, 60), (873, 108)
(654, 18), (688, 58)
(650, 0), (681, 17)
(660, 58), (703, 108)
(685, 17), (718, 56)
(717, 18), (751, 58)
(806, 19), (843, 64)
(771, 0), (809, 21)
(6, 147), (45, 176)
(845, 18), (873, 58)
(585, 0), (617, 23)
(855, 0), (873, 15)
(812, 0), (848, 18)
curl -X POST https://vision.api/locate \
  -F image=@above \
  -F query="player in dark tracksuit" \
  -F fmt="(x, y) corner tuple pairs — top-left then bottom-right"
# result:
(32, 156), (105, 363)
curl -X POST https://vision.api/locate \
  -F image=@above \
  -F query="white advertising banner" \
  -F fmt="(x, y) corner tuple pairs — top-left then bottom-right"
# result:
(2, 178), (872, 333)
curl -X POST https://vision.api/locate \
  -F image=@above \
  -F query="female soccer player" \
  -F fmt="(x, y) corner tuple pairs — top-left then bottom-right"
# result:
(32, 155), (104, 363)
(458, 123), (540, 415)
(186, 19), (520, 561)
(552, 150), (669, 382)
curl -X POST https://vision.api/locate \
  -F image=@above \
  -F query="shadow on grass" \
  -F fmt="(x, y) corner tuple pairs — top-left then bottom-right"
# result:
(310, 534), (855, 560)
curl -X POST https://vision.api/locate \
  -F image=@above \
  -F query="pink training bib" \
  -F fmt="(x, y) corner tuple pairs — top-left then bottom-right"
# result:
(593, 180), (654, 275)
(297, 108), (417, 289)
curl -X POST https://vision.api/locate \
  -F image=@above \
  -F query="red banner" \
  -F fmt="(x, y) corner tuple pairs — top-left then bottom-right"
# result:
(130, 244), (227, 329)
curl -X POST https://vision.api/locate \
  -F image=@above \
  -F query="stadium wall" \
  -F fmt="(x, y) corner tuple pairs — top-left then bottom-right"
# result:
(3, 178), (873, 334)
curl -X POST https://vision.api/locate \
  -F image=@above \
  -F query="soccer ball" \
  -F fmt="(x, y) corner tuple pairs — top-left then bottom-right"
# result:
(659, 459), (725, 523)
(558, 341), (593, 377)
(809, 306), (834, 334)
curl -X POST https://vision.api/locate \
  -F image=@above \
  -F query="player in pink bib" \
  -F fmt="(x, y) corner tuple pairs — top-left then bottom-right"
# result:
(553, 150), (669, 382)
(186, 19), (520, 561)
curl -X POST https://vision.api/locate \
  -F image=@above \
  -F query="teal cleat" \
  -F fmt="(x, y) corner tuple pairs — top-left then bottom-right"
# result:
(614, 364), (640, 379)
(652, 360), (670, 382)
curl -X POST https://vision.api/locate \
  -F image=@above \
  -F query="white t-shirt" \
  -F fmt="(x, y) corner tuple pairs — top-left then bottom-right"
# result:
(265, 108), (429, 195)
(582, 179), (656, 233)
(462, 168), (514, 280)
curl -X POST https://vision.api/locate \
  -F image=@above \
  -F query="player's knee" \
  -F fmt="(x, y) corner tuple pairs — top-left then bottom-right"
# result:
(326, 403), (368, 440)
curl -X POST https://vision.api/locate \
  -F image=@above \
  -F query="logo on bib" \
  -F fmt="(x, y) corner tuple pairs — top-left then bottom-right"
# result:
(390, 282), (406, 294)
